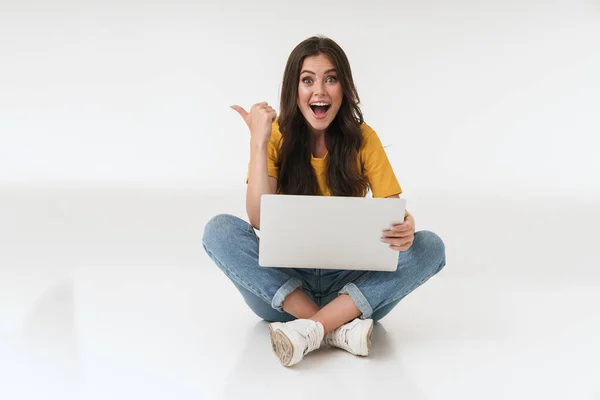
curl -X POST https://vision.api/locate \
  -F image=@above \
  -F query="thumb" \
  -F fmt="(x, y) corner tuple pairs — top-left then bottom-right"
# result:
(230, 105), (249, 120)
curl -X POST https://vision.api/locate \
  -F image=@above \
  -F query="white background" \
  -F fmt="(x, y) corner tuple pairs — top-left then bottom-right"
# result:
(1, 0), (599, 199)
(1, 1), (600, 399)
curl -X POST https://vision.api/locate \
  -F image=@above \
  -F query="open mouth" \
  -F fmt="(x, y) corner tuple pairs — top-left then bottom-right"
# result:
(309, 103), (331, 119)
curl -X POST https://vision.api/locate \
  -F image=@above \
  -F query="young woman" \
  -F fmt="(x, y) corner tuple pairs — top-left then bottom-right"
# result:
(202, 36), (446, 367)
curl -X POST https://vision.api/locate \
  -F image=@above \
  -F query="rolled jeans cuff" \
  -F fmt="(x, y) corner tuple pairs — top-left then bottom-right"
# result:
(339, 282), (374, 319)
(271, 277), (303, 312)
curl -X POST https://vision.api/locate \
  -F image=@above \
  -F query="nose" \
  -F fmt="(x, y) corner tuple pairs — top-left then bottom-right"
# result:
(314, 79), (327, 96)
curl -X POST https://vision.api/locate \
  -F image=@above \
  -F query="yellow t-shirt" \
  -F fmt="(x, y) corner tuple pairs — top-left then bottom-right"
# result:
(247, 121), (402, 198)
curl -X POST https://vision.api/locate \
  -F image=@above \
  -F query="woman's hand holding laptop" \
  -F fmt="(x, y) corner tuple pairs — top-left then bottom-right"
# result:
(381, 211), (415, 252)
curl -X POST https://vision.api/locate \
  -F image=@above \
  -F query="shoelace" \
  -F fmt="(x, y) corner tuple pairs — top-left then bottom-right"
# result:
(301, 325), (323, 355)
(327, 326), (351, 350)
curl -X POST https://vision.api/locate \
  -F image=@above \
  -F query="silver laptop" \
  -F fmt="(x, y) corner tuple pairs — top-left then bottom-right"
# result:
(258, 194), (407, 271)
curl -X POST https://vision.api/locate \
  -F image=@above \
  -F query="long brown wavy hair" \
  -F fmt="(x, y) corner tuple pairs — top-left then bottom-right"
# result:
(276, 35), (369, 197)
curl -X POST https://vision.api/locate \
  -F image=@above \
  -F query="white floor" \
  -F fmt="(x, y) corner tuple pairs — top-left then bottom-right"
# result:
(1, 184), (599, 400)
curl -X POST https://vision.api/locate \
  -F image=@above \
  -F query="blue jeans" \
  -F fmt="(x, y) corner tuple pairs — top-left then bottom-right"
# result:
(202, 214), (446, 322)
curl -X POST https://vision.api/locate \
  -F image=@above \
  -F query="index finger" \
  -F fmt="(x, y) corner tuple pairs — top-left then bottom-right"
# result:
(390, 223), (412, 231)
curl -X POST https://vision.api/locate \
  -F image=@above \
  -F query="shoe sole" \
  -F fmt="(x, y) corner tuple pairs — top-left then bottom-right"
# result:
(269, 325), (294, 366)
(268, 324), (278, 353)
(365, 319), (374, 356)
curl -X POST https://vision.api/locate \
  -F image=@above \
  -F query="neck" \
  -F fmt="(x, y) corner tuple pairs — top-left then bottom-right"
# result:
(309, 130), (325, 144)
(309, 127), (326, 137)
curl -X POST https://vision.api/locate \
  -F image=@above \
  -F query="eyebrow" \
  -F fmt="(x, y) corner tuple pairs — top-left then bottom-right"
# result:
(300, 68), (337, 75)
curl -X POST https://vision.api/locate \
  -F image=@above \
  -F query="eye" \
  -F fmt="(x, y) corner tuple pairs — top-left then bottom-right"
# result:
(327, 76), (338, 83)
(301, 77), (313, 84)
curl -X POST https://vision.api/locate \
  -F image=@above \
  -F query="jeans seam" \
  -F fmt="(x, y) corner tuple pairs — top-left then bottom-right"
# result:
(374, 256), (446, 313)
(271, 278), (303, 312)
(203, 243), (273, 305)
(339, 282), (374, 319)
(350, 270), (376, 288)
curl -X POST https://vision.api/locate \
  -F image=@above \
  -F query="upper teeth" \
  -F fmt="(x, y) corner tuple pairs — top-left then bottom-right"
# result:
(310, 102), (330, 106)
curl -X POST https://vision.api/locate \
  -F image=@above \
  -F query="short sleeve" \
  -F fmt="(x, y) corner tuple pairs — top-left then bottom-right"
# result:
(246, 121), (282, 183)
(360, 123), (402, 198)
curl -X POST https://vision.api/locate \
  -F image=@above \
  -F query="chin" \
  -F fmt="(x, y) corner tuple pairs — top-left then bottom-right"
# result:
(301, 109), (337, 132)
(305, 121), (334, 135)
(308, 120), (331, 131)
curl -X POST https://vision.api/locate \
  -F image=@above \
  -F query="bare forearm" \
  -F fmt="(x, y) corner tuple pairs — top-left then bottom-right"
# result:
(246, 141), (273, 229)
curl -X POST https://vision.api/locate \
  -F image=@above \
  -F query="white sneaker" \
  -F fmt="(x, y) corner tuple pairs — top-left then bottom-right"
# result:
(268, 319), (324, 367)
(324, 318), (374, 356)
